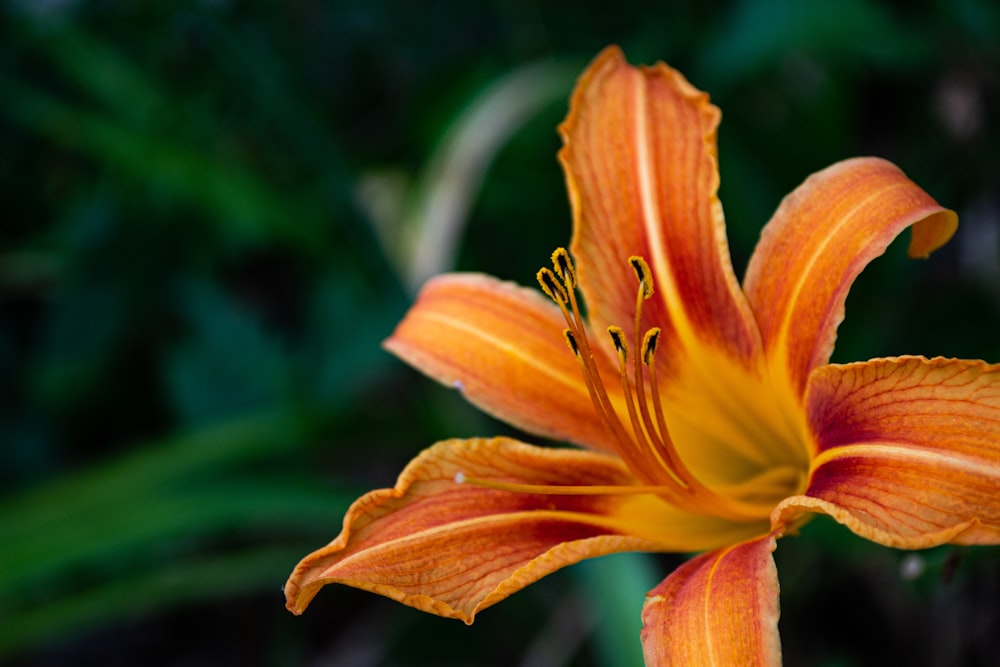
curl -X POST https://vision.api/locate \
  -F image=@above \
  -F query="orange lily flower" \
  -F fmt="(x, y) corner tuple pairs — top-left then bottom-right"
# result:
(285, 46), (1000, 665)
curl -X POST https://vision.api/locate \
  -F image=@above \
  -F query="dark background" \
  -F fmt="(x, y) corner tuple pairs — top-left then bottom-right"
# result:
(2, 1), (999, 665)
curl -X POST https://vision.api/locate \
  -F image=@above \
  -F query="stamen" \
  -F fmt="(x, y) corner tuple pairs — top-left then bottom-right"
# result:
(641, 327), (692, 487)
(629, 256), (654, 300)
(611, 322), (684, 491)
(552, 247), (576, 288)
(563, 329), (580, 357)
(533, 248), (777, 522)
(535, 249), (676, 488)
(642, 328), (660, 366)
(537, 267), (568, 304)
(607, 326), (628, 363)
(622, 259), (681, 485)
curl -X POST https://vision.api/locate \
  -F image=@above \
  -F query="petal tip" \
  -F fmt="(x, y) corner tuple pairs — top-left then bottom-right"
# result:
(907, 207), (959, 259)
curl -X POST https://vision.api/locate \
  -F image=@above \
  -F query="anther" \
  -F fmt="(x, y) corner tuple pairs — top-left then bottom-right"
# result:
(563, 329), (580, 357)
(629, 256), (654, 299)
(537, 267), (568, 304)
(533, 250), (773, 522)
(607, 326), (628, 362)
(641, 328), (661, 366)
(552, 248), (576, 288)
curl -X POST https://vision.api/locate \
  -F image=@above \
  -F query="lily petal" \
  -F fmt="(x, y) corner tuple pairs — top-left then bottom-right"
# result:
(560, 46), (760, 370)
(774, 356), (1000, 548)
(743, 158), (957, 403)
(285, 437), (762, 622)
(384, 273), (621, 452)
(641, 535), (781, 667)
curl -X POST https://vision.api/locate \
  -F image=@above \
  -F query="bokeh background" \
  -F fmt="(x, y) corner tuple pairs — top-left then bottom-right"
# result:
(3, 1), (999, 665)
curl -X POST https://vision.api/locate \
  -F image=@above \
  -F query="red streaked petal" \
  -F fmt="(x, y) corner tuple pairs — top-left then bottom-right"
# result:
(286, 437), (761, 621)
(384, 273), (621, 452)
(773, 356), (1000, 548)
(641, 535), (781, 667)
(807, 355), (1000, 458)
(744, 158), (957, 402)
(560, 46), (760, 371)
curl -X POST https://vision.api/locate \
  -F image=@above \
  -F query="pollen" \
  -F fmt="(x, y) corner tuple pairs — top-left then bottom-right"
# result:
(608, 325), (628, 366)
(642, 328), (661, 366)
(629, 256), (654, 299)
(563, 329), (580, 357)
(537, 267), (568, 304)
(551, 247), (576, 288)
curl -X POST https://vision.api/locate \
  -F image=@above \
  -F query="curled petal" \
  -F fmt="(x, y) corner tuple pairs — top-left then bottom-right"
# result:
(774, 357), (1000, 548)
(384, 273), (621, 452)
(286, 437), (760, 621)
(560, 46), (760, 371)
(642, 535), (781, 667)
(744, 157), (957, 403)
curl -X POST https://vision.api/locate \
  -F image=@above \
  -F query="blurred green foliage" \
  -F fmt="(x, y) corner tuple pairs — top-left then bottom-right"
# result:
(1, 1), (998, 665)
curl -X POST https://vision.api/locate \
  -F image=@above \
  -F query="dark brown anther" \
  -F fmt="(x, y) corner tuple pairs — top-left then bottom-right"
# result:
(563, 329), (580, 357)
(642, 328), (661, 366)
(537, 267), (568, 304)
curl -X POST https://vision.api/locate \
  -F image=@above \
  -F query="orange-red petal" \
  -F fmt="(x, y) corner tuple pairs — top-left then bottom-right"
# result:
(743, 158), (957, 403)
(641, 535), (781, 666)
(774, 356), (1000, 548)
(384, 273), (621, 452)
(285, 437), (762, 621)
(560, 46), (760, 372)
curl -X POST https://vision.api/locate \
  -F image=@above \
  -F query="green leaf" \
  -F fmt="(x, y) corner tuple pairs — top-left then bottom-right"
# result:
(697, 0), (930, 88)
(0, 74), (322, 250)
(166, 280), (291, 426)
(0, 410), (354, 659)
(0, 411), (304, 542)
(0, 547), (307, 657)
(0, 478), (350, 597)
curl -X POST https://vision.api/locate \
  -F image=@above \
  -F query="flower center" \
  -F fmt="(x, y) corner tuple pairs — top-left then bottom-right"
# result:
(535, 248), (788, 522)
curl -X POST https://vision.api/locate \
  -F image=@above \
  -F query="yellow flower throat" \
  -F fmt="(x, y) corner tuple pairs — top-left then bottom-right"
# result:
(459, 248), (806, 524)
